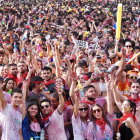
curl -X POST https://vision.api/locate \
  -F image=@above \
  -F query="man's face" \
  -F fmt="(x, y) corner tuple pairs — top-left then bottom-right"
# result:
(18, 63), (27, 74)
(125, 42), (132, 52)
(11, 92), (22, 107)
(130, 83), (140, 94)
(50, 97), (59, 109)
(76, 67), (84, 76)
(85, 87), (96, 99)
(41, 102), (52, 115)
(37, 82), (44, 92)
(10, 66), (18, 76)
(101, 54), (107, 62)
(4, 66), (9, 77)
(42, 70), (52, 81)
(0, 54), (4, 63)
(127, 73), (137, 84)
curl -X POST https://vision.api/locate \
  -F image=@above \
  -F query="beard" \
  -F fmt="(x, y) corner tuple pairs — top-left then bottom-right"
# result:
(88, 97), (96, 101)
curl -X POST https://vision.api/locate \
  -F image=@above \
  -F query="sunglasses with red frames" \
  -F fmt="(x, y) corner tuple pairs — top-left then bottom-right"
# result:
(41, 105), (49, 109)
(79, 108), (88, 111)
(92, 109), (101, 113)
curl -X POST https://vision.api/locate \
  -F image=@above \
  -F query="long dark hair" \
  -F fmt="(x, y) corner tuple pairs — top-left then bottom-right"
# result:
(3, 78), (14, 91)
(91, 104), (112, 129)
(27, 101), (41, 125)
(127, 100), (136, 116)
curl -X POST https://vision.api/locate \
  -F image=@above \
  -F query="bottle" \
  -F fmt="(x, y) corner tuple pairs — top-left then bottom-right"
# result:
(23, 30), (27, 40)
(77, 80), (84, 97)
(40, 129), (45, 140)
(94, 67), (102, 74)
(107, 64), (115, 73)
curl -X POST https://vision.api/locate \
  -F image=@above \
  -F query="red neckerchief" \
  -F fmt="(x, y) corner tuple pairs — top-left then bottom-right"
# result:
(63, 101), (71, 110)
(114, 112), (137, 132)
(31, 117), (38, 123)
(42, 111), (53, 122)
(44, 79), (55, 87)
(96, 117), (106, 133)
(8, 73), (18, 81)
(17, 71), (28, 85)
(82, 98), (95, 106)
(129, 96), (140, 105)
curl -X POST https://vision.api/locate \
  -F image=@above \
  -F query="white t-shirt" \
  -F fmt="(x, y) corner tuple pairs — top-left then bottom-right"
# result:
(45, 109), (67, 140)
(0, 104), (22, 140)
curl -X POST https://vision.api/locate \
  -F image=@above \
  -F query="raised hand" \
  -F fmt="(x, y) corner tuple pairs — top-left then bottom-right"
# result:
(70, 72), (78, 81)
(74, 88), (80, 97)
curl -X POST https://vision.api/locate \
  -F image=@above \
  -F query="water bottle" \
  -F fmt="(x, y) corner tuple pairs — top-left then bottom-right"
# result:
(107, 64), (115, 73)
(40, 129), (45, 140)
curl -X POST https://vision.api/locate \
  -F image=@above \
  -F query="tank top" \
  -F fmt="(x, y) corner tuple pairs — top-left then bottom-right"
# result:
(119, 122), (133, 140)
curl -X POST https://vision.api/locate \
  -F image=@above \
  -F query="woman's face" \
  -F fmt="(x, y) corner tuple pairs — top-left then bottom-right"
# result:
(55, 78), (63, 88)
(37, 62), (42, 69)
(92, 105), (103, 120)
(122, 101), (131, 114)
(65, 46), (71, 53)
(79, 74), (85, 85)
(79, 103), (88, 118)
(28, 105), (38, 117)
(6, 80), (14, 90)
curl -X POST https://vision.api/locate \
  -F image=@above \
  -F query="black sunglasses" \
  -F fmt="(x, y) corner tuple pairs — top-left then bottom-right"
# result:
(79, 108), (88, 111)
(41, 105), (49, 109)
(126, 45), (132, 48)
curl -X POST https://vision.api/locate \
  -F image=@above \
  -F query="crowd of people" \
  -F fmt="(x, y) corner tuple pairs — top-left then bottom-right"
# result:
(0, 0), (140, 140)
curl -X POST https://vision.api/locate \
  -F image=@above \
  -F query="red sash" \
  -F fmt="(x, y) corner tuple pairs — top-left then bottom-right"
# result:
(44, 79), (55, 87)
(96, 118), (106, 133)
(114, 112), (137, 132)
(42, 111), (53, 122)
(8, 73), (18, 81)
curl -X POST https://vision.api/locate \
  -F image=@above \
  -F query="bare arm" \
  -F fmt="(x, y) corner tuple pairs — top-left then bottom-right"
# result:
(74, 88), (80, 118)
(127, 117), (140, 140)
(115, 48), (126, 85)
(115, 38), (122, 58)
(0, 84), (7, 110)
(112, 83), (122, 111)
(57, 88), (65, 114)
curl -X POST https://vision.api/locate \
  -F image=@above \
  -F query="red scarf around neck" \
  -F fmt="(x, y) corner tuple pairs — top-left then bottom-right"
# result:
(31, 117), (38, 123)
(129, 96), (140, 105)
(96, 117), (106, 133)
(8, 73), (18, 81)
(17, 71), (28, 85)
(63, 101), (72, 110)
(42, 111), (53, 122)
(44, 79), (55, 87)
(114, 112), (137, 132)
(82, 98), (95, 106)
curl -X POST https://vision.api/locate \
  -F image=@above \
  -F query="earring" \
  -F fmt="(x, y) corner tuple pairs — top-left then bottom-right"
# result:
(127, 108), (129, 111)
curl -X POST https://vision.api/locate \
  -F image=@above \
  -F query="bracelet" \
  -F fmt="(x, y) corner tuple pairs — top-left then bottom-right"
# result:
(90, 78), (94, 82)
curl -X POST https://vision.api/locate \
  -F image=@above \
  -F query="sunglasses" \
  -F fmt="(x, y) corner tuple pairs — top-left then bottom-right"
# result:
(41, 105), (49, 109)
(125, 45), (132, 48)
(92, 109), (101, 113)
(128, 76), (137, 79)
(79, 108), (88, 111)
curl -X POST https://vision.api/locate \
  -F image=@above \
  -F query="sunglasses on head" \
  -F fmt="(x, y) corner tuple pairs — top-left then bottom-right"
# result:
(128, 76), (137, 79)
(79, 108), (88, 111)
(41, 105), (49, 109)
(126, 45), (132, 48)
(92, 108), (101, 113)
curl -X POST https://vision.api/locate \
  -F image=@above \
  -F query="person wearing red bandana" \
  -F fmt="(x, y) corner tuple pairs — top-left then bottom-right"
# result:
(40, 89), (67, 140)
(26, 76), (46, 106)
(112, 81), (140, 140)
(87, 78), (114, 140)
(42, 66), (55, 94)
(17, 61), (28, 87)
(7, 63), (18, 88)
